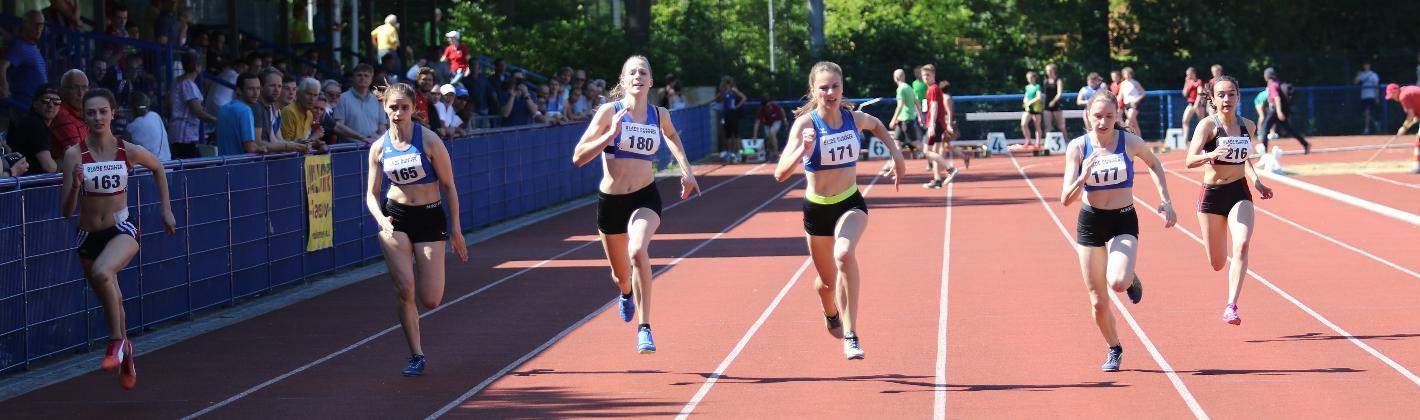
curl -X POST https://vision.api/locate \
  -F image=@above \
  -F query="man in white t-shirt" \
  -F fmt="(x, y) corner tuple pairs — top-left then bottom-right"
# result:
(1355, 62), (1381, 134)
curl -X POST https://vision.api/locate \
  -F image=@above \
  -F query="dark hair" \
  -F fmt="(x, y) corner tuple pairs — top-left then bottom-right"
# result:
(259, 67), (283, 84)
(376, 82), (417, 105)
(130, 91), (151, 117)
(109, 4), (127, 14)
(83, 88), (118, 111)
(1201, 75), (1240, 110)
(352, 63), (374, 75)
(237, 72), (262, 89)
(283, 73), (297, 84)
(179, 52), (202, 73)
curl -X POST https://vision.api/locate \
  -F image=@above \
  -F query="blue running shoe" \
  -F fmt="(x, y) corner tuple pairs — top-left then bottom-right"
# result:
(402, 354), (426, 376)
(619, 293), (636, 323)
(637, 326), (656, 354)
(1126, 275), (1143, 305)
(1101, 346), (1122, 372)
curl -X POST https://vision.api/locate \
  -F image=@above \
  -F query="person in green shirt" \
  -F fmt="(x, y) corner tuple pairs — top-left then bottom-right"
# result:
(290, 2), (313, 44)
(1252, 88), (1276, 140)
(1021, 70), (1044, 148)
(890, 68), (922, 158)
(912, 66), (928, 121)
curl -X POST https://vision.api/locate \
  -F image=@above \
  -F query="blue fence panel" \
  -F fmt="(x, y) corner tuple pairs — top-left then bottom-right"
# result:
(1, 105), (714, 373)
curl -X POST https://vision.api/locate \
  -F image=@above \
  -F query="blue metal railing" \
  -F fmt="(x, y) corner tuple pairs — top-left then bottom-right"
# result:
(0, 105), (713, 373)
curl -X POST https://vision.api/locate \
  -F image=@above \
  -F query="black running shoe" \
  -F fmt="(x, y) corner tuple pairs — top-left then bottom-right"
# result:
(1101, 346), (1122, 372)
(825, 313), (844, 339)
(1126, 275), (1143, 304)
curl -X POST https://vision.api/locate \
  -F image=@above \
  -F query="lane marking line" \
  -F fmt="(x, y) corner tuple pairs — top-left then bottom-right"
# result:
(182, 163), (768, 419)
(933, 182), (954, 420)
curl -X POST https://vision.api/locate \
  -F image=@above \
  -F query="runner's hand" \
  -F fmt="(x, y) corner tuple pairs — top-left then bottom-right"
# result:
(1157, 201), (1177, 228)
(1256, 181), (1274, 199)
(681, 173), (701, 199)
(451, 232), (469, 262)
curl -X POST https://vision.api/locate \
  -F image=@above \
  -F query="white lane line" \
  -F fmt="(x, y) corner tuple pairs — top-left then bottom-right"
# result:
(182, 163), (767, 419)
(933, 182), (954, 420)
(1010, 154), (1210, 420)
(1162, 168), (1420, 281)
(430, 175), (808, 419)
(1359, 172), (1420, 190)
(1130, 194), (1420, 389)
(1258, 170), (1420, 227)
(674, 163), (892, 419)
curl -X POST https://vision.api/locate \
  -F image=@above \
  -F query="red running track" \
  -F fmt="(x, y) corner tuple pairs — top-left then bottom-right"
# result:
(2, 140), (1418, 418)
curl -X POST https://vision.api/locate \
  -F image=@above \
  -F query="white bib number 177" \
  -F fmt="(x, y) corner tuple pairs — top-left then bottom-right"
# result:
(1086, 153), (1128, 187)
(618, 122), (660, 156)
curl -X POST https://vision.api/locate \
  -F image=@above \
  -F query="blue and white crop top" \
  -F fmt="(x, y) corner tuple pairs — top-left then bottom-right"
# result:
(1079, 131), (1134, 192)
(802, 107), (860, 172)
(380, 124), (439, 186)
(602, 102), (662, 161)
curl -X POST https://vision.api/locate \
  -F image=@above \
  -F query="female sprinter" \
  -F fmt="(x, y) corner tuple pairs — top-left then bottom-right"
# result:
(365, 82), (468, 376)
(1061, 91), (1177, 371)
(1180, 67), (1205, 143)
(1021, 70), (1045, 148)
(1185, 76), (1274, 325)
(775, 61), (908, 360)
(60, 88), (177, 390)
(572, 55), (700, 354)
(1043, 64), (1068, 140)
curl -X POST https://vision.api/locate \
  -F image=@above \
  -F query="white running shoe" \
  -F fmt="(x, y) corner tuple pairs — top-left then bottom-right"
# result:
(843, 336), (865, 360)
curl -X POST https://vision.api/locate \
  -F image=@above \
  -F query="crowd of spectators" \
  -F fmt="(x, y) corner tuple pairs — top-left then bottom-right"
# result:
(0, 3), (651, 178)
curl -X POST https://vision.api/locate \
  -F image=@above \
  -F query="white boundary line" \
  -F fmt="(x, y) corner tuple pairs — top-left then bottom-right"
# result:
(673, 163), (892, 419)
(1358, 172), (1420, 190)
(1129, 194), (1420, 389)
(429, 175), (811, 419)
(1010, 154), (1210, 420)
(1259, 171), (1420, 227)
(182, 163), (768, 419)
(933, 182), (954, 420)
(1162, 169), (1420, 281)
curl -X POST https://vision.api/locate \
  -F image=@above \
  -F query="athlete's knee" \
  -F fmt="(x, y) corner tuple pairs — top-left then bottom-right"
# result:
(89, 270), (116, 286)
(420, 296), (442, 309)
(833, 245), (856, 269)
(1108, 276), (1130, 293)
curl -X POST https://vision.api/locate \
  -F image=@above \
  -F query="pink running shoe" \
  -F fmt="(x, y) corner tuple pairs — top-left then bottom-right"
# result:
(1222, 304), (1241, 325)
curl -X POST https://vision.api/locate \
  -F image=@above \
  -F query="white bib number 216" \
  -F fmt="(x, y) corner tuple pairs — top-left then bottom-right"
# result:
(817, 130), (860, 167)
(1086, 153), (1128, 187)
(1216, 136), (1251, 164)
(618, 122), (661, 156)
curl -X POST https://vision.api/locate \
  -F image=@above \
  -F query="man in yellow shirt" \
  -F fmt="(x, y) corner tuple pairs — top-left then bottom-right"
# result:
(280, 78), (324, 148)
(371, 14), (400, 65)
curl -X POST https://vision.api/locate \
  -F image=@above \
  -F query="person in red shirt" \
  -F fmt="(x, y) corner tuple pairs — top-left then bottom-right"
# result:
(50, 69), (90, 161)
(440, 31), (471, 86)
(1109, 70), (1123, 111)
(1385, 83), (1420, 174)
(1180, 67), (1205, 142)
(752, 98), (786, 158)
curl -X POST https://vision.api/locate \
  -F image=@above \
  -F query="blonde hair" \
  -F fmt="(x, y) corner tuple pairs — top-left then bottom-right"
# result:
(605, 55), (650, 101)
(920, 64), (936, 74)
(793, 61), (855, 117)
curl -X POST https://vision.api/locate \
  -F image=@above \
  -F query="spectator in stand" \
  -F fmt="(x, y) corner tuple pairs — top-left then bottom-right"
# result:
(291, 2), (314, 44)
(280, 74), (298, 109)
(6, 85), (61, 172)
(752, 98), (787, 159)
(154, 0), (180, 45)
(280, 78), (327, 150)
(251, 68), (310, 152)
(216, 72), (259, 155)
(661, 79), (687, 110)
(126, 92), (170, 161)
(1355, 62), (1381, 134)
(405, 57), (427, 82)
(186, 28), (209, 58)
(416, 67), (447, 130)
(125, 21), (141, 46)
(207, 31), (228, 70)
(0, 11), (48, 110)
(544, 78), (570, 124)
(321, 80), (342, 114)
(313, 91), (338, 145)
(120, 54), (155, 103)
(169, 53), (218, 159)
(556, 67), (574, 102)
(43, 0), (82, 29)
(498, 71), (537, 126)
(490, 58), (508, 89)
(102, 4), (131, 62)
(378, 53), (404, 85)
(569, 69), (587, 106)
(51, 69), (89, 162)
(333, 64), (387, 144)
(453, 87), (476, 128)
(441, 31), (471, 86)
(467, 60), (499, 116)
(1076, 72), (1107, 106)
(371, 14), (402, 67)
(92, 58), (121, 98)
(1, 146), (28, 178)
(205, 58), (245, 116)
(433, 84), (465, 138)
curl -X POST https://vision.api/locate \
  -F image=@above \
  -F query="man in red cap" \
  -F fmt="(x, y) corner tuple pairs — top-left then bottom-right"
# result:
(1386, 83), (1420, 173)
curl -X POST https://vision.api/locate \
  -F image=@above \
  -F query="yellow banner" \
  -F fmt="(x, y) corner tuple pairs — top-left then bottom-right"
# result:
(304, 154), (333, 251)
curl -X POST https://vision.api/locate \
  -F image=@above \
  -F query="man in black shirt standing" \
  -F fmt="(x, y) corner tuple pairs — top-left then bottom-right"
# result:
(6, 85), (61, 173)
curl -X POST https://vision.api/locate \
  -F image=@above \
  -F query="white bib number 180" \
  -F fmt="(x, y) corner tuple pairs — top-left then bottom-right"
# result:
(618, 122), (661, 156)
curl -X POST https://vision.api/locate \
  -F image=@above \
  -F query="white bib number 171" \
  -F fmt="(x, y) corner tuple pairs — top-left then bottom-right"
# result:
(817, 130), (859, 166)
